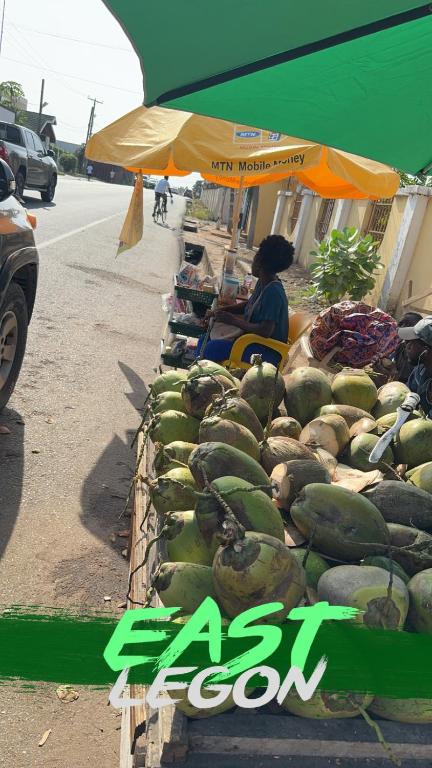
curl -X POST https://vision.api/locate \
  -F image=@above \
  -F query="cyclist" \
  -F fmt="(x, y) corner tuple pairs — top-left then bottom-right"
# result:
(153, 176), (173, 219)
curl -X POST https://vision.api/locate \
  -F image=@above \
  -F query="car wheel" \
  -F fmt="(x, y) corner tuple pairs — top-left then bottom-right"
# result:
(15, 171), (25, 199)
(41, 175), (56, 202)
(0, 283), (28, 412)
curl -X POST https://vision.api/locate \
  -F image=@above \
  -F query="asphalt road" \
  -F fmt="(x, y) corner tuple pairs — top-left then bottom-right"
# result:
(0, 176), (185, 767)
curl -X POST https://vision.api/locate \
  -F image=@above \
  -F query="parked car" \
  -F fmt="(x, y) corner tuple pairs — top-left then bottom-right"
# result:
(0, 159), (38, 410)
(0, 122), (58, 202)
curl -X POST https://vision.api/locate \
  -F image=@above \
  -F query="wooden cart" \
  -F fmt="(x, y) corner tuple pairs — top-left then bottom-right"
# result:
(120, 435), (432, 768)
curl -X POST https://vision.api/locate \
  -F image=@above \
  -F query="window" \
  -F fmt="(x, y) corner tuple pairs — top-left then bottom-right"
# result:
(315, 199), (335, 242)
(363, 199), (393, 245)
(0, 123), (22, 145)
(32, 133), (45, 154)
(24, 130), (36, 151)
(288, 191), (303, 234)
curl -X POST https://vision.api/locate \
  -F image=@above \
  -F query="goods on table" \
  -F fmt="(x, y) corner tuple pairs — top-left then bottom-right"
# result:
(141, 357), (432, 724)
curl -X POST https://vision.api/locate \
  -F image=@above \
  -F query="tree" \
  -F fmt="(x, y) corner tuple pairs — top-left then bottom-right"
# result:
(193, 179), (203, 198)
(0, 81), (27, 124)
(60, 153), (77, 174)
(398, 170), (432, 188)
(75, 145), (86, 173)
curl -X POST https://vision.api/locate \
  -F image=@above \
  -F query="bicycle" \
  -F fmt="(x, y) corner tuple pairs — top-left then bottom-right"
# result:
(153, 193), (168, 224)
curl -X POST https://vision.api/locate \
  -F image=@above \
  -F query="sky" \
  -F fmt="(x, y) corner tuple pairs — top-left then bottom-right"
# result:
(0, 0), (199, 184)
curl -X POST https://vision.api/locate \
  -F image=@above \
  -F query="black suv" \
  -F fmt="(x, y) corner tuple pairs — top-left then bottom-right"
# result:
(0, 159), (38, 410)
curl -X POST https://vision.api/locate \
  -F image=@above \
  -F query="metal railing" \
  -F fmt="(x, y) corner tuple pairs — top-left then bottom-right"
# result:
(289, 192), (303, 234)
(315, 198), (335, 242)
(363, 198), (393, 245)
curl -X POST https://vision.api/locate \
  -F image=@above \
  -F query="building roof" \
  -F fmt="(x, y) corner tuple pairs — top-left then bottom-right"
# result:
(22, 110), (57, 140)
(56, 140), (80, 154)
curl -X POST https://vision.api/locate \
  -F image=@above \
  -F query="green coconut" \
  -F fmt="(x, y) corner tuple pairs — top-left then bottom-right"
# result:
(372, 381), (410, 420)
(375, 410), (421, 436)
(199, 416), (260, 461)
(239, 357), (285, 423)
(154, 562), (216, 614)
(269, 416), (302, 440)
(182, 374), (236, 419)
(195, 476), (284, 554)
(300, 414), (350, 458)
(291, 483), (389, 561)
(317, 565), (409, 629)
(368, 696), (432, 723)
(205, 394), (265, 442)
(281, 690), (373, 719)
(150, 370), (188, 396)
(165, 511), (214, 566)
(318, 404), (372, 428)
(187, 359), (238, 385)
(152, 391), (188, 415)
(361, 556), (410, 585)
(408, 569), (432, 633)
(213, 531), (305, 621)
(363, 481), (432, 531)
(290, 549), (330, 591)
(346, 433), (394, 472)
(388, 523), (432, 576)
(349, 417), (377, 438)
(149, 410), (200, 446)
(284, 367), (332, 426)
(406, 462), (432, 481)
(189, 442), (271, 493)
(153, 441), (198, 476)
(331, 369), (378, 412)
(393, 419), (432, 468)
(271, 459), (331, 511)
(149, 467), (198, 516)
(260, 436), (316, 475)
(408, 462), (432, 493)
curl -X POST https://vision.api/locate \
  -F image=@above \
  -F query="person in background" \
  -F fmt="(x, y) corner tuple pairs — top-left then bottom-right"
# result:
(398, 316), (432, 417)
(393, 312), (423, 383)
(197, 235), (294, 366)
(86, 163), (93, 181)
(153, 176), (173, 218)
(371, 311), (422, 385)
(110, 170), (116, 183)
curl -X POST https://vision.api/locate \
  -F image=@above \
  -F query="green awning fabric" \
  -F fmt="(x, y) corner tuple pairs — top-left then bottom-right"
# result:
(104, 1), (432, 174)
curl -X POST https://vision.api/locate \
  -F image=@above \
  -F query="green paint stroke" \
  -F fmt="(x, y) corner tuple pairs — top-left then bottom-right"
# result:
(1, 605), (432, 698)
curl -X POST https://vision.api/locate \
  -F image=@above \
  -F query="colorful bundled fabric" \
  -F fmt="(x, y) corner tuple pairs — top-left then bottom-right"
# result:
(309, 301), (399, 368)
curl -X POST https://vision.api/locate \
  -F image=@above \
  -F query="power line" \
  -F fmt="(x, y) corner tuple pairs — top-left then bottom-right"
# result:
(11, 24), (131, 52)
(6, 25), (89, 99)
(2, 55), (142, 95)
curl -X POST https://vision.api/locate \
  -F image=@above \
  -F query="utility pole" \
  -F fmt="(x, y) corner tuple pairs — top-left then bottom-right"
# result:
(82, 96), (103, 172)
(0, 0), (6, 58)
(37, 79), (45, 134)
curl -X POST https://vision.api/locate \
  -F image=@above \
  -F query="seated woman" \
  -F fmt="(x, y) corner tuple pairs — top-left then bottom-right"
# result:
(196, 235), (294, 366)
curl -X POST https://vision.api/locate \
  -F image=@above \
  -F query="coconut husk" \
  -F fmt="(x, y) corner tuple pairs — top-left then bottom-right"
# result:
(332, 464), (383, 493)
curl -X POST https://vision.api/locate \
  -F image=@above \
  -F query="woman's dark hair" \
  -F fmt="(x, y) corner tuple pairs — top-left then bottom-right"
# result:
(258, 235), (295, 274)
(398, 312), (422, 328)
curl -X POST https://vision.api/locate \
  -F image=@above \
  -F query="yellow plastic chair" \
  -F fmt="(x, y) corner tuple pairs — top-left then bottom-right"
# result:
(224, 310), (313, 372)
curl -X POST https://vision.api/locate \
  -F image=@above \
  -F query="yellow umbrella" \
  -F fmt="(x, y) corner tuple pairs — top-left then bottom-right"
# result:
(87, 105), (398, 197)
(86, 105), (399, 251)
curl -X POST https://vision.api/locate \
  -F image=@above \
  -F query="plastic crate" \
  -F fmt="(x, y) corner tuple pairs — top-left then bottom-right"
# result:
(174, 282), (217, 306)
(169, 320), (204, 338)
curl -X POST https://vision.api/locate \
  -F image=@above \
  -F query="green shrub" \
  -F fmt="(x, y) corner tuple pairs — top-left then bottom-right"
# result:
(308, 227), (383, 304)
(60, 153), (77, 174)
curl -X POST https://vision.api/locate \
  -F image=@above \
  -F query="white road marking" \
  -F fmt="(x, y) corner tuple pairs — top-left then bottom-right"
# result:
(36, 211), (127, 250)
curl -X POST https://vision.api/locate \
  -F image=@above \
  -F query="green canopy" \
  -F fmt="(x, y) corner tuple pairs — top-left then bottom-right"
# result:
(103, 1), (432, 174)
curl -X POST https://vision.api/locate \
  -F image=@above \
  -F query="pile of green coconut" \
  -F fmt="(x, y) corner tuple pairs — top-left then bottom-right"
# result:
(144, 357), (432, 723)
